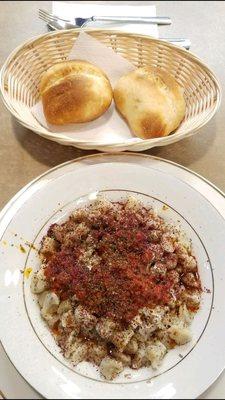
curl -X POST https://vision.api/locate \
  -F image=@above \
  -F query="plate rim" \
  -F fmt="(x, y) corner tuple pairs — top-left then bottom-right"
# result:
(0, 153), (224, 224)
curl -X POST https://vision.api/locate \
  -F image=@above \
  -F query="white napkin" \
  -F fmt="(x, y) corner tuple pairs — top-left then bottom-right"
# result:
(52, 1), (158, 37)
(31, 32), (143, 143)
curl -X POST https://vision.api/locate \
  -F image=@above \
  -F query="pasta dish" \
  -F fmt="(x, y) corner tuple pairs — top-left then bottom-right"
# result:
(31, 197), (201, 380)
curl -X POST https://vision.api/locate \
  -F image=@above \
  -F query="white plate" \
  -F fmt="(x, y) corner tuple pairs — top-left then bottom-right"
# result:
(0, 153), (225, 399)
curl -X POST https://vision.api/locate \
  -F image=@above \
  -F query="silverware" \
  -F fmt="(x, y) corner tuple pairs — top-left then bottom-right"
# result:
(39, 8), (172, 28)
(38, 13), (191, 50)
(160, 38), (191, 49)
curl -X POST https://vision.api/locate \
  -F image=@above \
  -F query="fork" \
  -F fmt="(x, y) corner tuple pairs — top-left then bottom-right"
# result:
(39, 9), (172, 28)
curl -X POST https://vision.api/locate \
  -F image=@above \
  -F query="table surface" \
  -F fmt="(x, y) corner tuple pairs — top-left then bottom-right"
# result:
(0, 1), (224, 399)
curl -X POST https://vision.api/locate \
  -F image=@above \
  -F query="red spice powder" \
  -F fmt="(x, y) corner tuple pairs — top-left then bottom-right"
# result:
(45, 251), (175, 324)
(44, 203), (181, 325)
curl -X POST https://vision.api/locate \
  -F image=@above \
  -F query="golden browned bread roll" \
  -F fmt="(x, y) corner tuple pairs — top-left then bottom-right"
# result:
(40, 60), (113, 125)
(114, 67), (185, 139)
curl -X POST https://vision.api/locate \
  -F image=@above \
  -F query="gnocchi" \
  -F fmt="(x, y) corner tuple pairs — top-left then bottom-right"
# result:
(32, 197), (202, 380)
(146, 341), (167, 369)
(100, 357), (123, 380)
(31, 267), (48, 294)
(168, 326), (192, 345)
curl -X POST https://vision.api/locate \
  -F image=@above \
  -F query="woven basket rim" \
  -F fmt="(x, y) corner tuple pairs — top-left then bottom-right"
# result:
(0, 27), (223, 83)
(0, 28), (222, 148)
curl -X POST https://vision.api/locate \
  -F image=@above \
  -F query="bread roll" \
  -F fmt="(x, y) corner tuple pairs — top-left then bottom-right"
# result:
(114, 67), (185, 139)
(40, 60), (113, 125)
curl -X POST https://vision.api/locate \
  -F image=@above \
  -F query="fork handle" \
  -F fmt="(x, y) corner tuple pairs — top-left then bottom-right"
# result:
(92, 16), (171, 25)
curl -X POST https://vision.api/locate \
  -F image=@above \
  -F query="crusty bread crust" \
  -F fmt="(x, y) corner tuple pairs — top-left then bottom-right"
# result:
(40, 60), (113, 125)
(114, 67), (186, 139)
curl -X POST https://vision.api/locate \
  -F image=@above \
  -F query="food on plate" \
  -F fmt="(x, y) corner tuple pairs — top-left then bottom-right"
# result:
(114, 67), (186, 139)
(31, 196), (201, 380)
(40, 60), (113, 125)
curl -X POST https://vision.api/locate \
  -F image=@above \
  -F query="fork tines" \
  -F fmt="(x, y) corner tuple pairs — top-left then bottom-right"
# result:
(39, 9), (58, 23)
(38, 9), (69, 23)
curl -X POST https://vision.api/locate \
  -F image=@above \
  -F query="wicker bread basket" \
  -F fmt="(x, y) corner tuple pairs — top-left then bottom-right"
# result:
(0, 29), (221, 152)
